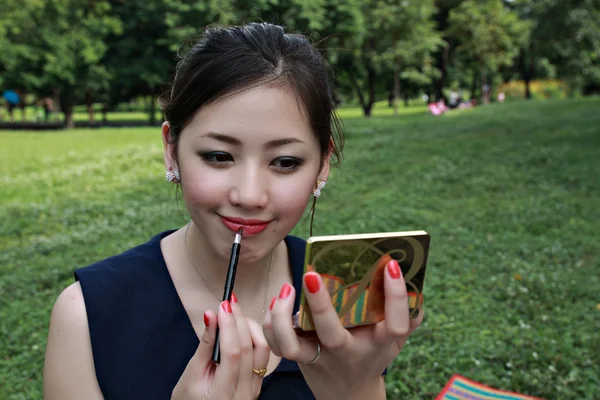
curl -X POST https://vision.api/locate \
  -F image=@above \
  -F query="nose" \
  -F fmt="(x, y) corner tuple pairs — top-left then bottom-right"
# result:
(228, 163), (269, 210)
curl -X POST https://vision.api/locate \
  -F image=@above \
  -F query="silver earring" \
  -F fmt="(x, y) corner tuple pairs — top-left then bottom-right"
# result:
(165, 168), (180, 183)
(313, 180), (326, 197)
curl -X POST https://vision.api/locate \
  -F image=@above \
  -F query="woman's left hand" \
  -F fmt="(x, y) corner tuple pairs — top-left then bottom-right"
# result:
(263, 259), (423, 400)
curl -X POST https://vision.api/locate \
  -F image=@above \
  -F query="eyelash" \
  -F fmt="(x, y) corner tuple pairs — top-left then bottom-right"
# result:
(199, 152), (304, 173)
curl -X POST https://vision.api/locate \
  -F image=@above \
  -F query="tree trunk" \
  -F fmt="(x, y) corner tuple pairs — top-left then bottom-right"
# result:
(359, 38), (377, 118)
(64, 109), (74, 129)
(470, 68), (478, 104)
(404, 93), (410, 108)
(480, 63), (489, 105)
(59, 89), (75, 129)
(102, 104), (108, 122)
(519, 47), (533, 99)
(149, 95), (156, 124)
(347, 71), (368, 114)
(433, 3), (450, 102)
(392, 30), (401, 116)
(393, 64), (400, 116)
(365, 58), (376, 118)
(86, 91), (94, 123)
(18, 90), (27, 121)
(435, 43), (449, 102)
(347, 65), (375, 118)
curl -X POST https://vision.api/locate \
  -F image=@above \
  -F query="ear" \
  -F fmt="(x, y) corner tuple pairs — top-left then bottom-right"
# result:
(162, 121), (177, 171)
(317, 151), (331, 183)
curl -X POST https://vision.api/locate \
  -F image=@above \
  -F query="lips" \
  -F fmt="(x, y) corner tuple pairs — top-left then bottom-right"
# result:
(220, 216), (272, 236)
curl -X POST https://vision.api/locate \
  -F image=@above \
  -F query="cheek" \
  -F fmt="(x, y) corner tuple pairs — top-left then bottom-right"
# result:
(181, 169), (228, 208)
(273, 180), (313, 219)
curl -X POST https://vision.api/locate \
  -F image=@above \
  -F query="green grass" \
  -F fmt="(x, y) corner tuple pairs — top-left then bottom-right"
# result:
(1, 98), (599, 399)
(4, 100), (426, 124)
(1, 108), (163, 123)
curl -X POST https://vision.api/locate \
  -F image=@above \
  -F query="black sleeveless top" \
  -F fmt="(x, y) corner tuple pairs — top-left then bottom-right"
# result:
(74, 230), (315, 400)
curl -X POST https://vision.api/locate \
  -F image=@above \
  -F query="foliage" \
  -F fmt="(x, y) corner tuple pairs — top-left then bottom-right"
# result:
(447, 0), (530, 101)
(498, 79), (570, 100)
(2, 98), (600, 398)
(1, 0), (600, 124)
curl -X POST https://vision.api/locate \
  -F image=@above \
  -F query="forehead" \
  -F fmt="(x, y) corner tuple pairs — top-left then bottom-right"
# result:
(183, 84), (317, 146)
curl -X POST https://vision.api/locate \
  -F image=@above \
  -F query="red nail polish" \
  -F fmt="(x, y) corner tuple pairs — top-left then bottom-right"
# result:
(305, 274), (320, 294)
(387, 260), (401, 279)
(231, 292), (238, 304)
(269, 296), (276, 310)
(203, 312), (210, 327)
(222, 300), (232, 313)
(279, 283), (292, 299)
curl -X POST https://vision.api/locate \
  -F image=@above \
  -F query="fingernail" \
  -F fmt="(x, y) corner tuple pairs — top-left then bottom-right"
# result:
(231, 291), (238, 304)
(387, 260), (401, 279)
(204, 312), (210, 327)
(222, 300), (232, 314)
(279, 283), (292, 299)
(304, 274), (320, 294)
(269, 296), (277, 310)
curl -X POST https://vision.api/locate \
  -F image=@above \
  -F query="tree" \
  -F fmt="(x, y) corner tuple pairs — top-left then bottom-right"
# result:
(0, 0), (47, 120)
(520, 0), (600, 95)
(432, 0), (465, 102)
(448, 0), (529, 103)
(374, 0), (443, 115)
(31, 0), (122, 127)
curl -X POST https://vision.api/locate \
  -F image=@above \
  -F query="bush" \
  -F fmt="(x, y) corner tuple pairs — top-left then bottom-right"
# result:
(499, 79), (570, 100)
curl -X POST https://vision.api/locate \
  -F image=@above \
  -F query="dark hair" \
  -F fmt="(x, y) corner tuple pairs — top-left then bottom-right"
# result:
(159, 22), (344, 166)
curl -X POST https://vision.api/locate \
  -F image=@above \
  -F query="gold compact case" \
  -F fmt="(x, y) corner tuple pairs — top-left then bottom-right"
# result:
(294, 231), (431, 332)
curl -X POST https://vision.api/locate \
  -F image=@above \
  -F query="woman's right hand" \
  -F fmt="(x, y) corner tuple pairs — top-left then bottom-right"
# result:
(171, 299), (271, 400)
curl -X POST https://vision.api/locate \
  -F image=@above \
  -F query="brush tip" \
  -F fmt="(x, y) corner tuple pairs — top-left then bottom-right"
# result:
(234, 228), (243, 243)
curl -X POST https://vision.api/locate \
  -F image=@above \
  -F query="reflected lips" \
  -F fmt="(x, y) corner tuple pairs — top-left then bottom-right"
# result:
(220, 216), (271, 236)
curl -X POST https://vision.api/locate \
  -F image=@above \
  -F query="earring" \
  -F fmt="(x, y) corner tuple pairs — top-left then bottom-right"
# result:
(313, 180), (326, 198)
(165, 167), (180, 183)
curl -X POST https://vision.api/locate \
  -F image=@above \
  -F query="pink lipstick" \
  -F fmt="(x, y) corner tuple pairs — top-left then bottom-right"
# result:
(220, 216), (271, 236)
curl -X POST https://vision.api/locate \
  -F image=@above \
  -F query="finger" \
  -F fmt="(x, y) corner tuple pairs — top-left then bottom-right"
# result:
(231, 299), (253, 396)
(246, 318), (270, 397)
(212, 301), (241, 395)
(395, 307), (425, 351)
(262, 296), (282, 357)
(302, 273), (349, 353)
(180, 309), (217, 382)
(196, 309), (217, 359)
(373, 260), (411, 344)
(270, 284), (303, 360)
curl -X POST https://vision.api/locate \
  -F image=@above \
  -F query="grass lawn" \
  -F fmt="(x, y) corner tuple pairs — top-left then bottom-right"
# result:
(1, 98), (599, 399)
(3, 100), (428, 124)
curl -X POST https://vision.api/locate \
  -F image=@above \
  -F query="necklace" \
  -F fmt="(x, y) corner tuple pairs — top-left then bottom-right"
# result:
(184, 221), (274, 322)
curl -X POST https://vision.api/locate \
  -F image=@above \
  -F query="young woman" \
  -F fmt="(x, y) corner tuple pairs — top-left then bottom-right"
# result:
(43, 23), (423, 400)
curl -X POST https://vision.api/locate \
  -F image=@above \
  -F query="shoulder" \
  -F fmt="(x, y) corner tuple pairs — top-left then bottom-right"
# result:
(44, 282), (104, 399)
(74, 231), (174, 296)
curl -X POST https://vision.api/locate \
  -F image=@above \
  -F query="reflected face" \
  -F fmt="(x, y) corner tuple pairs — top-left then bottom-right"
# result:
(163, 84), (329, 263)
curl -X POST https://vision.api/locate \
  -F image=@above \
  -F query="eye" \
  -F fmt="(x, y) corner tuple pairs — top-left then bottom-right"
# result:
(200, 151), (234, 165)
(271, 157), (303, 173)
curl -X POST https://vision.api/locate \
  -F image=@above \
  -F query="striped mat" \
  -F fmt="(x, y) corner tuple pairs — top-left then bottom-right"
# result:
(436, 375), (543, 400)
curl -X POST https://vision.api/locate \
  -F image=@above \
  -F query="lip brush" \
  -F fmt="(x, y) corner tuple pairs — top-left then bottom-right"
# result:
(212, 228), (243, 364)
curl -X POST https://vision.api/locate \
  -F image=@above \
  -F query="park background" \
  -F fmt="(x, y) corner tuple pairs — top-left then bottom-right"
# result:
(1, 0), (599, 399)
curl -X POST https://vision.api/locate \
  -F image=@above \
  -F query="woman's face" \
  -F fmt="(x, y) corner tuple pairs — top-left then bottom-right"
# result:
(163, 84), (329, 263)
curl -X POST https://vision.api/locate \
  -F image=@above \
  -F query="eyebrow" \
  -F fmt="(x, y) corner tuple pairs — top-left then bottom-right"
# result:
(202, 132), (305, 149)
